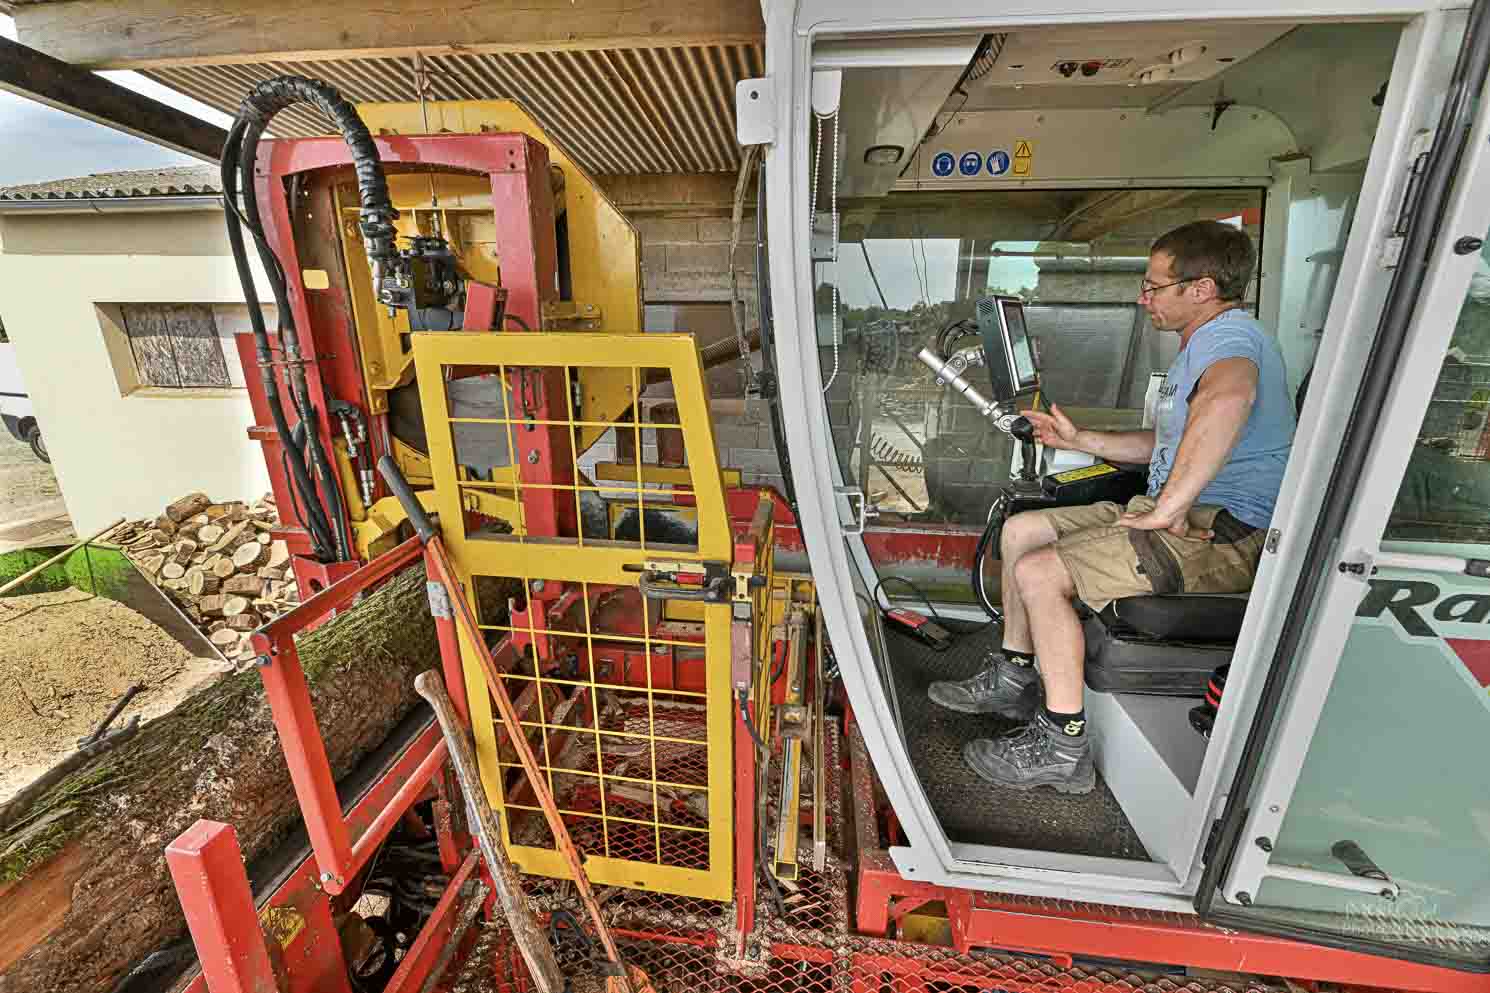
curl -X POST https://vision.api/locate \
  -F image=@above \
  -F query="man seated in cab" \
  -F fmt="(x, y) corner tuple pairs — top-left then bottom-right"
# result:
(928, 220), (1296, 794)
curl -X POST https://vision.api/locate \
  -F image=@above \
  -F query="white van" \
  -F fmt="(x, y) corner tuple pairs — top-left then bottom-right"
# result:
(0, 319), (46, 463)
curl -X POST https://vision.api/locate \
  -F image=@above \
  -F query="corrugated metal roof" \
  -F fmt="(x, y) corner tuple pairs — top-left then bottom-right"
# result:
(142, 42), (762, 174)
(0, 165), (220, 201)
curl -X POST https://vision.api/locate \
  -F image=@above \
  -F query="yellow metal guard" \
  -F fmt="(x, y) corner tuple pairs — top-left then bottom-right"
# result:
(413, 331), (733, 900)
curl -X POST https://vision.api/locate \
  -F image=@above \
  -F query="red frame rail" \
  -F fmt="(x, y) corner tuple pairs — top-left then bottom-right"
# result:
(247, 535), (462, 894)
(169, 535), (479, 993)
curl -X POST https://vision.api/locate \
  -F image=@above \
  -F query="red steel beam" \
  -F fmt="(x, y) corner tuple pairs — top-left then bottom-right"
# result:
(166, 821), (280, 993)
(383, 849), (482, 993)
(347, 729), (448, 870)
(249, 537), (441, 894)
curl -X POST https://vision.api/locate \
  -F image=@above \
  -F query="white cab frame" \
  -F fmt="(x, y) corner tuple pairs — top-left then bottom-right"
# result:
(756, 0), (1473, 911)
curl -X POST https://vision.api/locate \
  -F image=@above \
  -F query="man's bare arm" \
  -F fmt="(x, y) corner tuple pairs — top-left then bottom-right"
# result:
(1072, 428), (1156, 464)
(1150, 357), (1258, 516)
(1022, 405), (1155, 462)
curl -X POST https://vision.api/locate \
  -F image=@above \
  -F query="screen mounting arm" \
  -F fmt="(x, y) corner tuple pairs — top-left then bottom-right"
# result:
(916, 345), (1024, 434)
(917, 344), (1038, 481)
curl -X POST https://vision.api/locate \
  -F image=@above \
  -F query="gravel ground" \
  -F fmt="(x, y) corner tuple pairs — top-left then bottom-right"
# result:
(0, 586), (222, 803)
(0, 432), (71, 548)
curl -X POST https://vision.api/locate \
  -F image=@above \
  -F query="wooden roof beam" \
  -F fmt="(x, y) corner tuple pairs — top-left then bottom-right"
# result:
(0, 34), (227, 161)
(9, 0), (765, 70)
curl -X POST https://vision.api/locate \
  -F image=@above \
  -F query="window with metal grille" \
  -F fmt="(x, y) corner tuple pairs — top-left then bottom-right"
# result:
(119, 303), (231, 389)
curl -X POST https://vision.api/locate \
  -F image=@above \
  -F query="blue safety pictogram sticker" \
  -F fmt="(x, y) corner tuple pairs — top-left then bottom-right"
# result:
(958, 151), (983, 176)
(987, 150), (1011, 176)
(931, 151), (955, 177)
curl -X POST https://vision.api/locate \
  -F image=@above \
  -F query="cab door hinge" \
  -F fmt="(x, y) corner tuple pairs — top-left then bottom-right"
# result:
(1202, 817), (1226, 866)
(1381, 129), (1436, 269)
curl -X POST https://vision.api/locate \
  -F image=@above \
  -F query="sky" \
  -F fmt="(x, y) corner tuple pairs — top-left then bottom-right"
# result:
(0, 14), (232, 188)
(834, 239), (1040, 311)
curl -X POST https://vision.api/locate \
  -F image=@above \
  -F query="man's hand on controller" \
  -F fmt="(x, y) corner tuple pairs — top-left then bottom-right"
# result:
(1021, 404), (1081, 451)
(1118, 501), (1214, 541)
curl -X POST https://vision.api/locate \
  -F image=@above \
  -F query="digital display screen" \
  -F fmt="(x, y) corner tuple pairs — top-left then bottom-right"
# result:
(1002, 299), (1038, 387)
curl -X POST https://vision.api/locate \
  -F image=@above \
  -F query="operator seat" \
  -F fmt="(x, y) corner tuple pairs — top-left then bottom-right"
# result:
(1080, 593), (1246, 695)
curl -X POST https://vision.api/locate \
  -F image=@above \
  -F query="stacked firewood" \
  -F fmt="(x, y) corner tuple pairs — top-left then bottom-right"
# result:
(111, 492), (299, 664)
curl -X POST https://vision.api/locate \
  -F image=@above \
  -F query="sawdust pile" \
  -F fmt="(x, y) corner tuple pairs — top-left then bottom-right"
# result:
(0, 587), (223, 802)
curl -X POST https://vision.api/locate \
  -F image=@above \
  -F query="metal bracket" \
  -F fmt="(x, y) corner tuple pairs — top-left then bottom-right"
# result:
(835, 486), (878, 535)
(540, 300), (601, 329)
(1265, 528), (1281, 554)
(732, 571), (766, 603)
(811, 211), (839, 263)
(426, 580), (453, 619)
(735, 77), (775, 145)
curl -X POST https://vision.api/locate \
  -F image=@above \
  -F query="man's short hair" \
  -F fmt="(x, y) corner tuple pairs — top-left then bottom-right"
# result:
(1151, 221), (1255, 302)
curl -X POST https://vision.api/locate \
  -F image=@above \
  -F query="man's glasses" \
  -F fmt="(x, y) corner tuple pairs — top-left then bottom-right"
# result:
(1139, 277), (1195, 298)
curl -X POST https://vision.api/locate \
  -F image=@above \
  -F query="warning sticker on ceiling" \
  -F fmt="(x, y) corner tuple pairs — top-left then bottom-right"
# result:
(1013, 139), (1034, 177)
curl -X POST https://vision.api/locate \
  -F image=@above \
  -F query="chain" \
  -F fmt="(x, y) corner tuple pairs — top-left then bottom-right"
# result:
(412, 52), (441, 235)
(813, 110), (842, 394)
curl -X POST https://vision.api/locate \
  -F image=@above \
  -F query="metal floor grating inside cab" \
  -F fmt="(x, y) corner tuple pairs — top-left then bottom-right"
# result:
(885, 626), (1150, 860)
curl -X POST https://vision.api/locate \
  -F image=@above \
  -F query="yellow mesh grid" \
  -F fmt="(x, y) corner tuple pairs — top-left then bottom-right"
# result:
(412, 331), (733, 900)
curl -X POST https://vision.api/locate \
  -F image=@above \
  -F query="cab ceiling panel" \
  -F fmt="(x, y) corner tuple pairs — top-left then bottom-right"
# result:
(976, 21), (1293, 92)
(142, 43), (764, 175)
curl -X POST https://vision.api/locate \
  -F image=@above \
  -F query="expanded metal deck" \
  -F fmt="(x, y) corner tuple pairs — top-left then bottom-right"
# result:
(883, 626), (1149, 861)
(449, 717), (1282, 993)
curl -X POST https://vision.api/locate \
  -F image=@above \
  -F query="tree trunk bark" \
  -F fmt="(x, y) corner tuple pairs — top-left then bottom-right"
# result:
(0, 564), (441, 993)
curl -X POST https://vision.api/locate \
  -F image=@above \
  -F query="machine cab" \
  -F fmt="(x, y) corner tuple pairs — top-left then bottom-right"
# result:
(755, 0), (1490, 972)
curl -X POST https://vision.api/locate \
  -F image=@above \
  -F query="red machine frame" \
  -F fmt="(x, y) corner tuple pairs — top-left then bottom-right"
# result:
(240, 130), (559, 593)
(169, 536), (479, 993)
(166, 545), (1482, 993)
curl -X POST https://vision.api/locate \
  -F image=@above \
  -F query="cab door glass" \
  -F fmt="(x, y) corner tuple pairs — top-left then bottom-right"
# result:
(1387, 239), (1490, 541)
(1223, 218), (1490, 966)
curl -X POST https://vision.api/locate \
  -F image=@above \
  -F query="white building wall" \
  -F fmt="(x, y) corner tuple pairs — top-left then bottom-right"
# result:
(0, 208), (272, 533)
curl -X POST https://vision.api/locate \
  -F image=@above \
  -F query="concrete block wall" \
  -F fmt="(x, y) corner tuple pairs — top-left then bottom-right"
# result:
(707, 401), (785, 495)
(601, 174), (784, 493)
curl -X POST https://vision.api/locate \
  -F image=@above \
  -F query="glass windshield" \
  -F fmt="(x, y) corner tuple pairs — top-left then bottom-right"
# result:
(816, 189), (1263, 533)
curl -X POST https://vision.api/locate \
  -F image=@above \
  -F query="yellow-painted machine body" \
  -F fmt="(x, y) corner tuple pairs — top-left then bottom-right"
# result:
(321, 99), (647, 559)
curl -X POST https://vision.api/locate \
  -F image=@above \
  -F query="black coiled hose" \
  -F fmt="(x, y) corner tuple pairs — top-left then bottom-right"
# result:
(221, 75), (400, 562)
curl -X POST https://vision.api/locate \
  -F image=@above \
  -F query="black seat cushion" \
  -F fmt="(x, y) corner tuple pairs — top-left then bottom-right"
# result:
(1099, 594), (1249, 644)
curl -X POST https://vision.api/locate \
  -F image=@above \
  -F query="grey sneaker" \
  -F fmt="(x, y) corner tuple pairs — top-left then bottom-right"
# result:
(927, 651), (1041, 719)
(963, 714), (1096, 794)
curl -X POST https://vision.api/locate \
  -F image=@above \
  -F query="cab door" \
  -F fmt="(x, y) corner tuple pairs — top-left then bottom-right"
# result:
(1200, 3), (1490, 971)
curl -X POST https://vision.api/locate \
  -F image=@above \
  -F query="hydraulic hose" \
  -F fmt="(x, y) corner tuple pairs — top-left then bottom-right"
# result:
(971, 503), (1002, 621)
(220, 117), (337, 561)
(222, 75), (401, 562)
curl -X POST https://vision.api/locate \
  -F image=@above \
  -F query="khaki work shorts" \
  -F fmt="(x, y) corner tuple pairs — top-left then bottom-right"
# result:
(1029, 496), (1266, 611)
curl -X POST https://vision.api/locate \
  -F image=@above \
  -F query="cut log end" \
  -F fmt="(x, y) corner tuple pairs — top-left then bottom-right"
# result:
(232, 544), (266, 571)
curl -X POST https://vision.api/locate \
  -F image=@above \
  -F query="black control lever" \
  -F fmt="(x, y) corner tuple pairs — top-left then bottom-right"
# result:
(1009, 416), (1038, 481)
